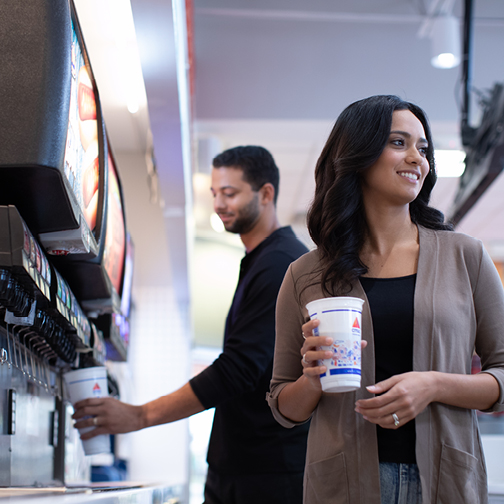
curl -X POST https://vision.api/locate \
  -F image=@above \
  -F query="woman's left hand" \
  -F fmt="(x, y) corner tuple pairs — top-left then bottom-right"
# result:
(354, 371), (436, 429)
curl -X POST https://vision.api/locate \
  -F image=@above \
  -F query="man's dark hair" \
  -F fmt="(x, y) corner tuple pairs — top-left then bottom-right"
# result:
(212, 145), (280, 204)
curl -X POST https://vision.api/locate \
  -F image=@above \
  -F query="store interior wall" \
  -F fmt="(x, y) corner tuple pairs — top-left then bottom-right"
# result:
(112, 152), (191, 485)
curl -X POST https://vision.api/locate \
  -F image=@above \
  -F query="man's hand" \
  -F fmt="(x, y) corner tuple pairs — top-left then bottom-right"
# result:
(71, 382), (206, 440)
(72, 397), (144, 440)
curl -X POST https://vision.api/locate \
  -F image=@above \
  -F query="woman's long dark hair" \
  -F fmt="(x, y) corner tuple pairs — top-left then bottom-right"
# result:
(307, 95), (453, 295)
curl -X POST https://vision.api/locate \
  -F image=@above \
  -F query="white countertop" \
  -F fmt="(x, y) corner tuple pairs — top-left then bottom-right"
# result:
(0, 483), (180, 503)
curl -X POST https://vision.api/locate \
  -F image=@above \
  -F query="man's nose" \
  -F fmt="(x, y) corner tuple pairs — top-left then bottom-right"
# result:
(213, 194), (225, 211)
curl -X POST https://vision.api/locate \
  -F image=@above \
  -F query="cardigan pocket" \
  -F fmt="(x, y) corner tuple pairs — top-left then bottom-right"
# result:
(436, 443), (481, 504)
(305, 452), (349, 503)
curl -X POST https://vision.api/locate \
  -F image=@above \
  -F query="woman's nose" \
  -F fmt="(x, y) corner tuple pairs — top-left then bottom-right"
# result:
(406, 148), (424, 166)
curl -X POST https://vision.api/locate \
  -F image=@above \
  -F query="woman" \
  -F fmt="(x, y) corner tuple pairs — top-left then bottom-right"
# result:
(267, 95), (504, 504)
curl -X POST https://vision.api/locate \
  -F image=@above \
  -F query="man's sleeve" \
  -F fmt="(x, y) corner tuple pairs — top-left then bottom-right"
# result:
(189, 250), (294, 409)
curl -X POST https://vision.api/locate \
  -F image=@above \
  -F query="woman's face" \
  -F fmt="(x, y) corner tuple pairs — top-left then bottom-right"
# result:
(360, 109), (430, 208)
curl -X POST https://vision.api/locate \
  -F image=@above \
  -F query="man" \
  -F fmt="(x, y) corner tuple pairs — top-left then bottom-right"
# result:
(73, 145), (309, 504)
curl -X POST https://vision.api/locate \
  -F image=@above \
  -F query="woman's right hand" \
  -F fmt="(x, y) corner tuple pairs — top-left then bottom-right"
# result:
(300, 319), (368, 391)
(300, 318), (334, 391)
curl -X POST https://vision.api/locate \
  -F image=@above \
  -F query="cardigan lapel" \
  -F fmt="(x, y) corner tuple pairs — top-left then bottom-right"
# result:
(414, 225), (438, 372)
(414, 225), (439, 501)
(351, 280), (376, 391)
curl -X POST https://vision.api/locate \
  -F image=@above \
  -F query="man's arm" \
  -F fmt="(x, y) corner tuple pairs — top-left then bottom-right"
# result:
(190, 250), (296, 408)
(74, 250), (301, 438)
(72, 382), (204, 439)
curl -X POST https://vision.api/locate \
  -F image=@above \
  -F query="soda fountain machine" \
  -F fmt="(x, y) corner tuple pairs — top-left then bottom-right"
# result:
(0, 0), (133, 489)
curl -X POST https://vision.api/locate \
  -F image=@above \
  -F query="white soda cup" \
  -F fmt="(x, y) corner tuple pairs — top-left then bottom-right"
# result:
(306, 297), (365, 393)
(63, 366), (111, 455)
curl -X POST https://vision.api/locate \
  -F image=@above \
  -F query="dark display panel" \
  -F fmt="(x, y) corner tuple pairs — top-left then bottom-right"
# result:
(0, 0), (106, 257)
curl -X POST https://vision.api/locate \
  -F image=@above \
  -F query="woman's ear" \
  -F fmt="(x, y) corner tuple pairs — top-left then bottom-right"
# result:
(260, 182), (276, 205)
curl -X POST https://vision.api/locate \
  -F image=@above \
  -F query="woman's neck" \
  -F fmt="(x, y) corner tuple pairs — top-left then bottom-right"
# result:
(360, 206), (419, 278)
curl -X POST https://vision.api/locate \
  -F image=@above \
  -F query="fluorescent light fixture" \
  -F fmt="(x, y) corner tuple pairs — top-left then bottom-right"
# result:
(193, 172), (210, 192)
(73, 0), (148, 112)
(127, 100), (139, 114)
(431, 15), (461, 69)
(210, 212), (225, 233)
(433, 52), (459, 69)
(434, 149), (465, 177)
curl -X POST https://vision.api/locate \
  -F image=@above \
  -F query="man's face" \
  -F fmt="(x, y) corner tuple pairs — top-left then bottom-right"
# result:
(211, 166), (261, 234)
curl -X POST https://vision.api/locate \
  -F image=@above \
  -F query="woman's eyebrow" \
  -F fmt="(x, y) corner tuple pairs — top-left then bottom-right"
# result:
(390, 130), (428, 144)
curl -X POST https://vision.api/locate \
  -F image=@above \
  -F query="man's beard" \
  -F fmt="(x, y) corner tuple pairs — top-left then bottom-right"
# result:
(224, 194), (260, 235)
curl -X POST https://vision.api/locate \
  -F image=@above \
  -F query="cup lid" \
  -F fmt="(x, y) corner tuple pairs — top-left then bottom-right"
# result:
(306, 296), (364, 314)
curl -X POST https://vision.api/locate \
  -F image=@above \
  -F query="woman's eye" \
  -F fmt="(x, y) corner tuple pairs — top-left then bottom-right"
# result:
(391, 138), (404, 146)
(419, 147), (428, 155)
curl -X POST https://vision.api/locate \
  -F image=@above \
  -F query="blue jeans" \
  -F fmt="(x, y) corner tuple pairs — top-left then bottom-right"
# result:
(379, 462), (422, 504)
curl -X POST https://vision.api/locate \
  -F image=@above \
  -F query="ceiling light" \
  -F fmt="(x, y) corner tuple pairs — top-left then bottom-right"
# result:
(210, 213), (225, 233)
(127, 100), (139, 114)
(73, 0), (148, 112)
(430, 15), (461, 69)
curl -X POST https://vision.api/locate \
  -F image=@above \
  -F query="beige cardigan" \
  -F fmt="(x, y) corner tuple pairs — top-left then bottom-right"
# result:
(268, 226), (504, 504)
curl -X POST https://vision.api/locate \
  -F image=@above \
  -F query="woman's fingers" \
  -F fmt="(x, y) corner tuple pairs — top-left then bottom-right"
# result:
(301, 318), (320, 339)
(299, 328), (331, 387)
(301, 336), (332, 353)
(360, 410), (409, 430)
(303, 363), (328, 377)
(355, 395), (409, 430)
(301, 350), (332, 369)
(300, 337), (333, 363)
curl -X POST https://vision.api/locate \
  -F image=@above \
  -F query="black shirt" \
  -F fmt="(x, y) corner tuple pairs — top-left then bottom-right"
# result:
(190, 227), (310, 475)
(359, 274), (417, 464)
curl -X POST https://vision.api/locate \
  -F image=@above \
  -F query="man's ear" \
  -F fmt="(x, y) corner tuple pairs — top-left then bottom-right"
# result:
(259, 183), (275, 205)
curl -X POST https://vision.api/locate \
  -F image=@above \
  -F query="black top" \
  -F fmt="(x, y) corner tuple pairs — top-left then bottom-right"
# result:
(359, 274), (417, 464)
(190, 226), (310, 475)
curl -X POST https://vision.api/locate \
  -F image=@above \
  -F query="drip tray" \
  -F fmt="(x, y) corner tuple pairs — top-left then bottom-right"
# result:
(67, 483), (144, 493)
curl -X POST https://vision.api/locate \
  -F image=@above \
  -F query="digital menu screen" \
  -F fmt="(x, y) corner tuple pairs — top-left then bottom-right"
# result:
(103, 153), (125, 295)
(63, 21), (99, 236)
(120, 234), (133, 318)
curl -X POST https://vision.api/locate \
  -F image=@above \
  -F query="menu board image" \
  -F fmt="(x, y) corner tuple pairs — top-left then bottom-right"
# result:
(103, 153), (125, 295)
(63, 22), (99, 236)
(120, 234), (134, 318)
